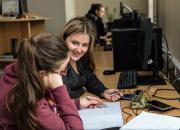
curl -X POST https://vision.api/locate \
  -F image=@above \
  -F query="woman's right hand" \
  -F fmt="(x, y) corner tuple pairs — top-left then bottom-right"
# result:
(42, 72), (63, 89)
(80, 96), (103, 109)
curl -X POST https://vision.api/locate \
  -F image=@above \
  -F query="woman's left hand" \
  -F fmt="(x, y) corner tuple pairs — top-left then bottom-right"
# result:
(102, 89), (124, 102)
(80, 96), (103, 109)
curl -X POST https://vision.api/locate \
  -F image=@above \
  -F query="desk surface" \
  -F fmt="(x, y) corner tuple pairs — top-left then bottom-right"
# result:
(82, 46), (180, 123)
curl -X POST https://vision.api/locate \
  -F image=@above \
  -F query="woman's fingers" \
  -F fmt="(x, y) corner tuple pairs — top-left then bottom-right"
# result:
(85, 96), (103, 104)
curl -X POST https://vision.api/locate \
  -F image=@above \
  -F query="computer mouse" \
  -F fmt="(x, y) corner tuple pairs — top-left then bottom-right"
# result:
(103, 70), (115, 75)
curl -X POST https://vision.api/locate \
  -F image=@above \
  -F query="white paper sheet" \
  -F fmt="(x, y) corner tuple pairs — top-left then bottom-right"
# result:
(79, 102), (124, 130)
(121, 111), (180, 130)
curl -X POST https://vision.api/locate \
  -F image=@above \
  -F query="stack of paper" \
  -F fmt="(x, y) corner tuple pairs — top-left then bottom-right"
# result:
(120, 111), (180, 130)
(79, 102), (123, 130)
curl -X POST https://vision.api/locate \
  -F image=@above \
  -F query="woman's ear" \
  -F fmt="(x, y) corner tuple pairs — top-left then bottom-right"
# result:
(39, 70), (47, 78)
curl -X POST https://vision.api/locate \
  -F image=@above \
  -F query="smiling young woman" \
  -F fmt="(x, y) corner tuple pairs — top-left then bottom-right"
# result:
(61, 17), (124, 101)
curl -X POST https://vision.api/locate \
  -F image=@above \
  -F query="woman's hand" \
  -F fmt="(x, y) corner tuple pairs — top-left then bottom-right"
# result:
(106, 32), (112, 37)
(102, 89), (124, 102)
(41, 71), (63, 89)
(80, 96), (103, 109)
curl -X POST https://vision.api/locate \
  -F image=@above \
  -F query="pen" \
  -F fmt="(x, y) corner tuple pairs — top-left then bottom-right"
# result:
(110, 92), (119, 96)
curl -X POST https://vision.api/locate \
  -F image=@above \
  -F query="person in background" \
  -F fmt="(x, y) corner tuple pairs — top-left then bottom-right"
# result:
(61, 17), (123, 101)
(86, 3), (111, 45)
(0, 33), (102, 130)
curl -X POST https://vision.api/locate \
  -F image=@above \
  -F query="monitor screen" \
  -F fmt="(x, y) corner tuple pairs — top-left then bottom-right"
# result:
(1, 0), (28, 16)
(2, 0), (19, 16)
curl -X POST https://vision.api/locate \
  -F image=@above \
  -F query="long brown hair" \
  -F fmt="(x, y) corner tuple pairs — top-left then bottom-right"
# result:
(7, 33), (69, 130)
(61, 17), (96, 70)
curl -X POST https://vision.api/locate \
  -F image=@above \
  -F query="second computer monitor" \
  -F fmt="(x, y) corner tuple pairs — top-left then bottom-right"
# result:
(112, 20), (163, 72)
(136, 18), (164, 71)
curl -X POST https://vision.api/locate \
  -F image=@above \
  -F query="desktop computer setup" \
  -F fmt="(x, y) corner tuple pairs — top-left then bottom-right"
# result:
(103, 2), (166, 89)
(112, 17), (166, 89)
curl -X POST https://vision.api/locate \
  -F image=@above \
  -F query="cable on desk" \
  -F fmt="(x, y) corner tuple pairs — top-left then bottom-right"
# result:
(172, 107), (180, 111)
(161, 34), (172, 77)
(144, 85), (152, 96)
(122, 107), (133, 122)
(144, 91), (151, 100)
(132, 109), (140, 116)
(152, 88), (180, 100)
(172, 77), (180, 85)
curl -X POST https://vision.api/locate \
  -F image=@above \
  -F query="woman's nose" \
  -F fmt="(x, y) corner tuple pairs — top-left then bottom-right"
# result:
(76, 45), (82, 53)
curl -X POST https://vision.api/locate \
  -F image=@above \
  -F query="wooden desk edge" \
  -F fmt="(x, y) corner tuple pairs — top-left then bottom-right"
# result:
(0, 17), (50, 22)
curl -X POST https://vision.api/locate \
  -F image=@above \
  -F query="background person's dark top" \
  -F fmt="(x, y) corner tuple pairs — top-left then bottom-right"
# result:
(86, 13), (106, 43)
(63, 58), (107, 98)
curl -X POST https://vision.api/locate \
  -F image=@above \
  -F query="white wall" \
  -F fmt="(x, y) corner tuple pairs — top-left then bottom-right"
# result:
(27, 0), (148, 34)
(158, 0), (180, 63)
(28, 0), (66, 34)
(75, 0), (148, 22)
(65, 0), (75, 22)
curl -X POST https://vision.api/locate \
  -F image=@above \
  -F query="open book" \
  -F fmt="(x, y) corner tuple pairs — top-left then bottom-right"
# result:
(78, 102), (123, 130)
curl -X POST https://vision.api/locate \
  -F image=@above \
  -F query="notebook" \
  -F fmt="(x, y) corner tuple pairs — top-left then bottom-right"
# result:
(79, 102), (123, 130)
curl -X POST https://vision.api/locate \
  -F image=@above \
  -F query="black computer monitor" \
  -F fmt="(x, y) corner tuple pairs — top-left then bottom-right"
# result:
(19, 0), (28, 14)
(136, 18), (165, 85)
(136, 18), (153, 69)
(112, 17), (165, 85)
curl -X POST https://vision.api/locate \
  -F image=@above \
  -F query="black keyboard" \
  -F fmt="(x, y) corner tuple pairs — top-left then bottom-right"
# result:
(117, 70), (137, 89)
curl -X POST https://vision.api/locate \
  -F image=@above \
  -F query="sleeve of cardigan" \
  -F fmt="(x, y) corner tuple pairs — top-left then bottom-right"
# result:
(80, 59), (107, 97)
(63, 76), (86, 98)
(36, 85), (84, 130)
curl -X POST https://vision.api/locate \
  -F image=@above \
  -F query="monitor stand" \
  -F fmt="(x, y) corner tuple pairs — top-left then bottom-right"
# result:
(137, 75), (166, 86)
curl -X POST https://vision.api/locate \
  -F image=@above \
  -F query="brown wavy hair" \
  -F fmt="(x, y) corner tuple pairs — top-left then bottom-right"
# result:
(61, 17), (96, 70)
(7, 33), (69, 130)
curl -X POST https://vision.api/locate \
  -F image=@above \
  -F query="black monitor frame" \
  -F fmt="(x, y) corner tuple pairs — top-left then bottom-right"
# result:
(136, 18), (165, 85)
(19, 0), (28, 14)
(136, 18), (153, 69)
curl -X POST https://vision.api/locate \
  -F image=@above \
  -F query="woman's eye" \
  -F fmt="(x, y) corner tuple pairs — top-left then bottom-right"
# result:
(83, 44), (89, 47)
(72, 41), (79, 45)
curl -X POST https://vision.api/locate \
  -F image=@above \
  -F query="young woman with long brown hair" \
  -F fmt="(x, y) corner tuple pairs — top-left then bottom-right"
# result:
(61, 17), (123, 101)
(0, 33), (102, 130)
